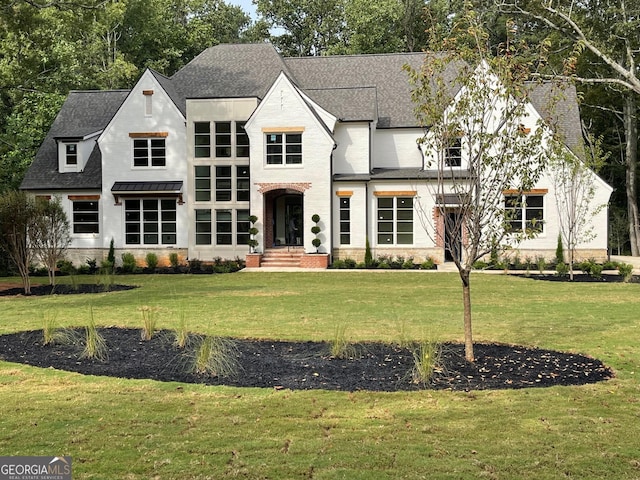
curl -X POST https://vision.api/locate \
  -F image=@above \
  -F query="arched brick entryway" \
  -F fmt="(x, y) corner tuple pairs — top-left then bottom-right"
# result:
(257, 183), (310, 248)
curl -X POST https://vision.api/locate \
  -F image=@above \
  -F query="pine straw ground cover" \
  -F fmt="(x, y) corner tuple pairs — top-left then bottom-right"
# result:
(0, 272), (639, 479)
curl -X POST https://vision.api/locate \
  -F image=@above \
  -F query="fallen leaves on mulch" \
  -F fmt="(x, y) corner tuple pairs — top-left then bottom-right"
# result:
(0, 328), (613, 392)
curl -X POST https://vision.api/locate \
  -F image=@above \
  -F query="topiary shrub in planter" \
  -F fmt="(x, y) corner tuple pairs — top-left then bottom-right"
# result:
(311, 214), (322, 253)
(248, 215), (259, 253)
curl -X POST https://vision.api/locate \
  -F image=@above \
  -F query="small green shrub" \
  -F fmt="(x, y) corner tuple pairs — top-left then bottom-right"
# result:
(473, 260), (488, 270)
(188, 258), (203, 272)
(331, 259), (346, 269)
(86, 258), (98, 274)
(121, 253), (137, 273)
(169, 252), (180, 269)
(618, 263), (634, 283)
(344, 258), (357, 269)
(555, 234), (565, 265)
(191, 336), (240, 377)
(556, 261), (569, 277)
(420, 257), (436, 270)
(107, 238), (116, 271)
(145, 252), (159, 270)
(364, 237), (373, 267)
(536, 256), (547, 274)
(57, 259), (76, 276)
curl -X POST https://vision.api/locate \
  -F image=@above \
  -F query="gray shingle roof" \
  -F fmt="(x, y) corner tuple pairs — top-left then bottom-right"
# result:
(171, 43), (289, 99)
(21, 90), (129, 190)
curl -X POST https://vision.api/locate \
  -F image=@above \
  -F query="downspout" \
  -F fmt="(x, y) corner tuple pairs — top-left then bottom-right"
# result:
(367, 121), (373, 251)
(330, 144), (337, 260)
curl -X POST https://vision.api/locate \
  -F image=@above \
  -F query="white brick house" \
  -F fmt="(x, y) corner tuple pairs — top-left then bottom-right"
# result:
(21, 43), (612, 267)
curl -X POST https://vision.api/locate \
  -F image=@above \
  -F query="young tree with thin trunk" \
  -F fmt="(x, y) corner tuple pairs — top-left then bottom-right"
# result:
(550, 134), (609, 280)
(30, 196), (71, 286)
(0, 191), (37, 294)
(406, 11), (553, 362)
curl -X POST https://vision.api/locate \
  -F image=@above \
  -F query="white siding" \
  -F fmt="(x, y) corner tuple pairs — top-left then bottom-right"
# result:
(333, 123), (370, 175)
(98, 70), (187, 250)
(245, 73), (335, 253)
(372, 128), (423, 169)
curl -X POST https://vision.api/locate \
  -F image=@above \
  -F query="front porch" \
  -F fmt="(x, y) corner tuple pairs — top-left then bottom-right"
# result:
(246, 247), (329, 269)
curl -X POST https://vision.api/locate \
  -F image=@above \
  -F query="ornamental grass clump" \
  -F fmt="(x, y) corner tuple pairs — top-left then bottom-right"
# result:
(139, 306), (158, 341)
(81, 307), (108, 361)
(618, 263), (634, 283)
(173, 307), (189, 349)
(191, 336), (240, 377)
(411, 339), (442, 386)
(329, 324), (357, 359)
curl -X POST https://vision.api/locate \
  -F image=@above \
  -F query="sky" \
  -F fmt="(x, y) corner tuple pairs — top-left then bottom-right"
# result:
(228, 0), (257, 20)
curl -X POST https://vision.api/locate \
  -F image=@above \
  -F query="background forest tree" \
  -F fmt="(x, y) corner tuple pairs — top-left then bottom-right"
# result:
(0, 0), (637, 256)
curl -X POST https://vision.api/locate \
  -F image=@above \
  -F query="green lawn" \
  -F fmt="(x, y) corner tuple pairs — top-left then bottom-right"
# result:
(1, 272), (639, 479)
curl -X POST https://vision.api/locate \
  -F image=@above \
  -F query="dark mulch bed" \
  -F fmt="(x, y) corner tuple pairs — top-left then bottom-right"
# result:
(0, 327), (613, 392)
(0, 284), (136, 296)
(511, 273), (640, 283)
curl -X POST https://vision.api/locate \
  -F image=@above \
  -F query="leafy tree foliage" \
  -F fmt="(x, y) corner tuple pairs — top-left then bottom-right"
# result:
(0, 190), (37, 294)
(407, 10), (554, 361)
(30, 196), (71, 286)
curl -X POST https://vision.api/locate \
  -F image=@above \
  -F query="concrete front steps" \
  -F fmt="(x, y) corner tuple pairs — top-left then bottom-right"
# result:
(260, 247), (305, 267)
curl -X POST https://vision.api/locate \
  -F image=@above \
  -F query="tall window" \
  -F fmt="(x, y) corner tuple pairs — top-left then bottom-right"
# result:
(266, 133), (302, 165)
(216, 210), (232, 244)
(236, 122), (249, 157)
(340, 197), (350, 244)
(195, 209), (212, 245)
(125, 199), (176, 244)
(445, 137), (462, 167)
(195, 166), (211, 201)
(72, 201), (99, 234)
(133, 138), (165, 167)
(236, 166), (250, 202)
(215, 122), (232, 157)
(236, 209), (250, 245)
(195, 122), (211, 157)
(377, 197), (413, 245)
(215, 166), (232, 201)
(505, 194), (544, 233)
(65, 144), (78, 165)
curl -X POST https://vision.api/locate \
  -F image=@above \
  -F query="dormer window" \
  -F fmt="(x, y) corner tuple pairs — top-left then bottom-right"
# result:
(65, 144), (78, 165)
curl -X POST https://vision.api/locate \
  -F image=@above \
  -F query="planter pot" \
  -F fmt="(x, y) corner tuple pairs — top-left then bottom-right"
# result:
(300, 253), (330, 269)
(245, 253), (262, 268)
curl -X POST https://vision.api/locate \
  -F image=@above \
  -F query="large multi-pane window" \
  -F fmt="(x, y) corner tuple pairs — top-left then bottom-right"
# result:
(505, 194), (545, 233)
(236, 122), (249, 157)
(377, 197), (413, 245)
(195, 209), (212, 245)
(72, 201), (99, 234)
(194, 121), (247, 158)
(236, 166), (250, 201)
(216, 210), (233, 244)
(236, 209), (250, 245)
(339, 197), (350, 244)
(194, 122), (211, 157)
(125, 199), (176, 244)
(133, 138), (166, 167)
(215, 122), (232, 157)
(215, 166), (232, 201)
(195, 166), (211, 201)
(266, 133), (302, 165)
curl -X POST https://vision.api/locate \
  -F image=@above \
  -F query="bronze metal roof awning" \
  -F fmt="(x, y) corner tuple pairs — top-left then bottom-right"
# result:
(111, 181), (184, 204)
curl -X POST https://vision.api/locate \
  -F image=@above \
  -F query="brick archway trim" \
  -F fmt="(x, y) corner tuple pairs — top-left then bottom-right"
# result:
(256, 182), (311, 194)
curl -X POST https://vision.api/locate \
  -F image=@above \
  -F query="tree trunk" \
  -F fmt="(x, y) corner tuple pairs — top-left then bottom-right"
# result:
(460, 269), (475, 362)
(624, 93), (640, 256)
